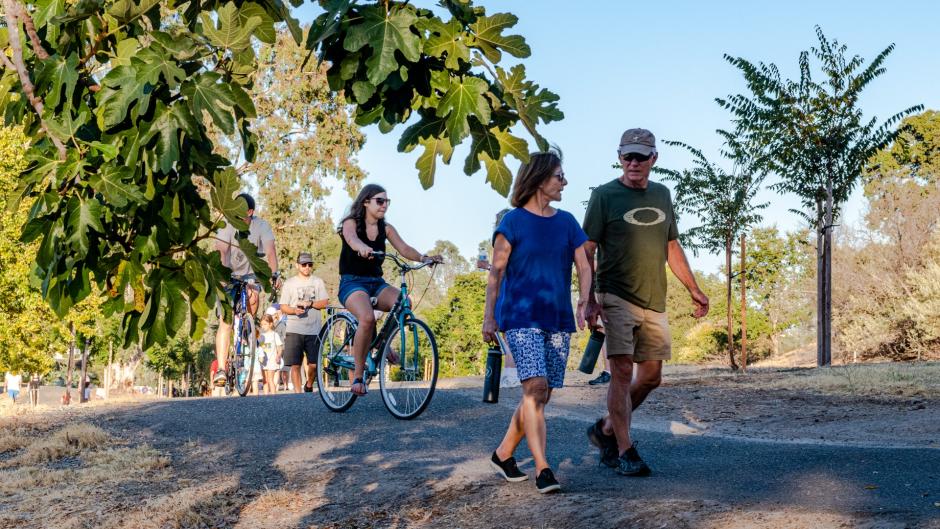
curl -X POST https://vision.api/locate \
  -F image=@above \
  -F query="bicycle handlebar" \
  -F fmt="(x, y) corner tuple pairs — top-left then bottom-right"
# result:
(370, 251), (441, 271)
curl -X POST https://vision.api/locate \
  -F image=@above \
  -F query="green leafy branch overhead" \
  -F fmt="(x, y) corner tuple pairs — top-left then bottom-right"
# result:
(307, 0), (564, 195)
(1, 0), (300, 349)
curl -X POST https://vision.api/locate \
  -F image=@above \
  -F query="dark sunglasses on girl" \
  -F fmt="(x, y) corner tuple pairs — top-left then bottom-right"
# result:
(620, 152), (653, 163)
(369, 197), (391, 206)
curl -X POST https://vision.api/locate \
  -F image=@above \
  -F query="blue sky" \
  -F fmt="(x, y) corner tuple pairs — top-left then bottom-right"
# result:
(292, 1), (940, 274)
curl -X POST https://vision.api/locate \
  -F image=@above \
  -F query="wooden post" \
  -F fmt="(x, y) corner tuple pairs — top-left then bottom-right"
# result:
(822, 180), (834, 366)
(105, 340), (113, 399)
(740, 234), (747, 372)
(64, 324), (75, 405)
(725, 239), (738, 370)
(79, 338), (90, 403)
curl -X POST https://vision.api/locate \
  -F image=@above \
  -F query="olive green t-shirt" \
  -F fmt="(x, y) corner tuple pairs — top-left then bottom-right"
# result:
(582, 179), (679, 312)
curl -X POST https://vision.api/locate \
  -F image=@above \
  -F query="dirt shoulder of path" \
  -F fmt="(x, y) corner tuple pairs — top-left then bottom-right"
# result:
(2, 363), (938, 529)
(443, 362), (940, 449)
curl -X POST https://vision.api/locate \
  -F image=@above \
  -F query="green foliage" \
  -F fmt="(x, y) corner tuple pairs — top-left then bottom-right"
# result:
(213, 27), (366, 293)
(2, 0), (301, 350)
(425, 272), (486, 378)
(656, 139), (768, 256)
(865, 110), (940, 186)
(309, 0), (563, 195)
(718, 26), (923, 226)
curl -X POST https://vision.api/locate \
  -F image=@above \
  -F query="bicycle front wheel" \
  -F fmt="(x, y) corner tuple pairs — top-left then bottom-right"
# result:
(379, 318), (439, 420)
(316, 314), (358, 412)
(233, 314), (256, 397)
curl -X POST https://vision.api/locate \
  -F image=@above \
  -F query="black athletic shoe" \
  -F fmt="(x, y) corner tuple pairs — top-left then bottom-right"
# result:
(586, 419), (619, 468)
(489, 452), (528, 482)
(535, 468), (561, 494)
(588, 371), (611, 385)
(615, 443), (652, 477)
(303, 383), (314, 393)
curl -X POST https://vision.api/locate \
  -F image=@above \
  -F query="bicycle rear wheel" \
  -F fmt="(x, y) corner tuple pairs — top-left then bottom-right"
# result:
(379, 318), (439, 420)
(233, 314), (256, 397)
(316, 314), (358, 412)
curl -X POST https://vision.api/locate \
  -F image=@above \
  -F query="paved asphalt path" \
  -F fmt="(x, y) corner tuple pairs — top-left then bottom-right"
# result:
(97, 387), (940, 527)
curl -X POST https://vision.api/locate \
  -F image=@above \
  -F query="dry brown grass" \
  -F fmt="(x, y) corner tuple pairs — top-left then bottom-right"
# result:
(8, 422), (111, 466)
(760, 362), (940, 397)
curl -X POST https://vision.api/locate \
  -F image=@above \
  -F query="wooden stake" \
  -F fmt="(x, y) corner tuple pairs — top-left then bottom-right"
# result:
(740, 234), (747, 372)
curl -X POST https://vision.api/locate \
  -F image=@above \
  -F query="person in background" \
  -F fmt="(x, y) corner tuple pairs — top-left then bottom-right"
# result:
(259, 314), (283, 395)
(214, 193), (282, 387)
(5, 371), (22, 403)
(279, 252), (329, 393)
(477, 208), (522, 389)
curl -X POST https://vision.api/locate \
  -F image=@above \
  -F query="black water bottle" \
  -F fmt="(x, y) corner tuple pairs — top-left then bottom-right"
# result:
(578, 330), (606, 374)
(482, 344), (502, 403)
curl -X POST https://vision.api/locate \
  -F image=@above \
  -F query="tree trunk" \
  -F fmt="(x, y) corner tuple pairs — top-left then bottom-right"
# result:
(79, 338), (90, 403)
(105, 340), (113, 399)
(740, 234), (747, 372)
(816, 198), (825, 367)
(725, 239), (738, 370)
(822, 181), (833, 366)
(63, 324), (76, 405)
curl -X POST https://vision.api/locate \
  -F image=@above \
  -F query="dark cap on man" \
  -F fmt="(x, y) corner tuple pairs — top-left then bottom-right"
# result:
(619, 128), (657, 156)
(297, 252), (314, 264)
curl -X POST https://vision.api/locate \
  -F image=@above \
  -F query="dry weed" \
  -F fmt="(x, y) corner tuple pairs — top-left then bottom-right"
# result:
(762, 362), (940, 397)
(11, 423), (111, 465)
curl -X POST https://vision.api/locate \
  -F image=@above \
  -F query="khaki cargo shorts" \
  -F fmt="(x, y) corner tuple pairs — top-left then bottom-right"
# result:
(597, 292), (671, 362)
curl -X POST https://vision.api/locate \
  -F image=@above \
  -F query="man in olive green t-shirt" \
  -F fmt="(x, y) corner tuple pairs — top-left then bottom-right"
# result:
(582, 128), (709, 477)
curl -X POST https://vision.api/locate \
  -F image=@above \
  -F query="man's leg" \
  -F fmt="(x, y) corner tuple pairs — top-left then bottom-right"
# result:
(214, 320), (232, 386)
(289, 365), (303, 394)
(630, 360), (663, 410)
(603, 355), (635, 454)
(304, 335), (318, 391)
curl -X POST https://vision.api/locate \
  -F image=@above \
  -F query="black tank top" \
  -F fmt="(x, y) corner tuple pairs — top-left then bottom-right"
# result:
(339, 218), (386, 277)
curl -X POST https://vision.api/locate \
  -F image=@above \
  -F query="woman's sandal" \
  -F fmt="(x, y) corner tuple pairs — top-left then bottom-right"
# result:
(351, 378), (368, 396)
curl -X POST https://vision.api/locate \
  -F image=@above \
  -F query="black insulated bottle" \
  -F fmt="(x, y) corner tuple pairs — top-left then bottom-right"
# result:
(578, 330), (606, 374)
(482, 345), (502, 403)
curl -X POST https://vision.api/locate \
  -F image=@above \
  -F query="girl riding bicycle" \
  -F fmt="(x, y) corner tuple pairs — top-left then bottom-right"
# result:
(337, 184), (442, 396)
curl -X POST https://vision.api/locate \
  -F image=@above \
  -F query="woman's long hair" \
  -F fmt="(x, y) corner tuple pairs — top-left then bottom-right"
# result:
(337, 183), (387, 233)
(510, 150), (563, 208)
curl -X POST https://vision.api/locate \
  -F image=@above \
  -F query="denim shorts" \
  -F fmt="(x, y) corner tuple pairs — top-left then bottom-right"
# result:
(338, 274), (390, 306)
(503, 329), (571, 388)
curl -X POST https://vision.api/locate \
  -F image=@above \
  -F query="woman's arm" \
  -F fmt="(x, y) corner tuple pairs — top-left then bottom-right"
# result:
(341, 219), (373, 258)
(573, 241), (592, 330)
(385, 223), (440, 262)
(482, 234), (511, 343)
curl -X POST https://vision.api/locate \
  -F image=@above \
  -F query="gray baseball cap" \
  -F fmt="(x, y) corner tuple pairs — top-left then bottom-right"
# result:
(297, 252), (314, 264)
(618, 128), (657, 156)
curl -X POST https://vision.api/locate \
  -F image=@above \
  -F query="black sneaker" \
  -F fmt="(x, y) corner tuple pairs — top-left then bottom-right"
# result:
(535, 468), (561, 494)
(586, 419), (619, 468)
(303, 383), (314, 393)
(588, 371), (611, 385)
(615, 443), (652, 477)
(489, 452), (528, 482)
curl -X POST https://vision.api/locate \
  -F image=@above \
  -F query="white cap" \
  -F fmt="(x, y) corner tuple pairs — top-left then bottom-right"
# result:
(265, 306), (278, 316)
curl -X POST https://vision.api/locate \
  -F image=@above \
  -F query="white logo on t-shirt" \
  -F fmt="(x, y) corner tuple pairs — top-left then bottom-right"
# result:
(623, 207), (666, 226)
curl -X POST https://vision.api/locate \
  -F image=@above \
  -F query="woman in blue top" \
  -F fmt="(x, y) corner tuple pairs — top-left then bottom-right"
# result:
(482, 151), (592, 493)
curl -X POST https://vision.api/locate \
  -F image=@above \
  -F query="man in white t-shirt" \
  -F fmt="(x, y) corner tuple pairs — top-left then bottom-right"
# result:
(5, 372), (22, 402)
(278, 252), (329, 393)
(213, 193), (282, 387)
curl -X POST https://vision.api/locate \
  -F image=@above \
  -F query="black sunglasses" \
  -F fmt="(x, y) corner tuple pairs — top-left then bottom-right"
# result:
(369, 197), (391, 206)
(299, 263), (313, 267)
(620, 152), (653, 163)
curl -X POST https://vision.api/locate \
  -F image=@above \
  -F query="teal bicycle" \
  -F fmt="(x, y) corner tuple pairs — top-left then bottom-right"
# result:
(316, 252), (440, 419)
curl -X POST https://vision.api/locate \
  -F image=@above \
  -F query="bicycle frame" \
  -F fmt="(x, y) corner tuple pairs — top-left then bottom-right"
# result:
(326, 254), (430, 376)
